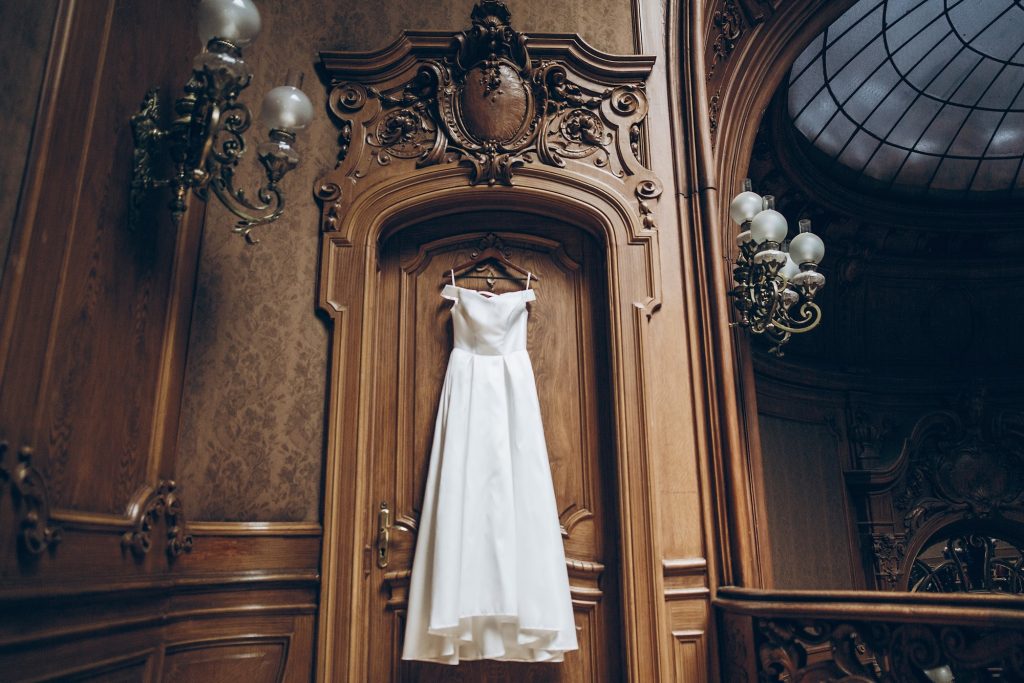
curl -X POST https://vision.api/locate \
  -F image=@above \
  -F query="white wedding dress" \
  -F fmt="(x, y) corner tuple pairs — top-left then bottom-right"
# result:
(401, 282), (578, 665)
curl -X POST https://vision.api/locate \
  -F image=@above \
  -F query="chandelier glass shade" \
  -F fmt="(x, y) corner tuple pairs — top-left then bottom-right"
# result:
(130, 0), (313, 244)
(728, 179), (826, 356)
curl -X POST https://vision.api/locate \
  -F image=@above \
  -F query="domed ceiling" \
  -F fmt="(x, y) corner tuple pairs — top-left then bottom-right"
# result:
(787, 0), (1024, 197)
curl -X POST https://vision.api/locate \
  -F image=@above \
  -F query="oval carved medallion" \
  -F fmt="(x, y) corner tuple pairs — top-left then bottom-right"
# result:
(460, 62), (530, 144)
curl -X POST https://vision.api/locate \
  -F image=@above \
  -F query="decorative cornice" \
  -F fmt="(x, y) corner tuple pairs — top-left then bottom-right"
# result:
(0, 441), (62, 556)
(122, 480), (194, 559)
(317, 1), (663, 258)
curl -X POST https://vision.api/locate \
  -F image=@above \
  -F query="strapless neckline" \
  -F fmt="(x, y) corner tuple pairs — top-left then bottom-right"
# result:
(455, 286), (530, 300)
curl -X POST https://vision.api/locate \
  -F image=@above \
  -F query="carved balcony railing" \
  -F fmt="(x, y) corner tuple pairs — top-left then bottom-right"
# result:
(715, 587), (1024, 682)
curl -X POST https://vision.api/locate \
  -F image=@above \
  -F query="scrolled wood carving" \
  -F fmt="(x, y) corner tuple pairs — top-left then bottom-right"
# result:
(894, 403), (1024, 533)
(121, 480), (194, 559)
(755, 617), (1024, 681)
(707, 0), (744, 82)
(0, 441), (62, 556)
(319, 0), (662, 240)
(848, 397), (1024, 589)
(871, 533), (906, 589)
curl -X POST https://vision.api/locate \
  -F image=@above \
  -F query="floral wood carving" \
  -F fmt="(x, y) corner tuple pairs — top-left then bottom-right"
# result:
(893, 403), (1024, 533)
(756, 617), (1024, 681)
(709, 88), (721, 148)
(122, 480), (194, 559)
(705, 0), (776, 147)
(0, 441), (62, 556)
(707, 0), (744, 82)
(871, 534), (906, 588)
(847, 397), (1024, 590)
(317, 0), (662, 240)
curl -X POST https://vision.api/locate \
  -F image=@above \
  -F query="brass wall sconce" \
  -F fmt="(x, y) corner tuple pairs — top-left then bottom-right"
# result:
(728, 179), (826, 356)
(130, 0), (313, 243)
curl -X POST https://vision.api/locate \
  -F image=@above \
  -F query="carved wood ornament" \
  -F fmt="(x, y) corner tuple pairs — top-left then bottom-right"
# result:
(756, 617), (1024, 681)
(847, 398), (1024, 590)
(122, 480), (194, 559)
(0, 442), (62, 556)
(318, 1), (664, 316)
(325, 0), (656, 182)
(329, 0), (651, 189)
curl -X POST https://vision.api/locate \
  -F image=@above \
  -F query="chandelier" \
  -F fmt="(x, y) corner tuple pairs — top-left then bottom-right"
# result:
(129, 0), (313, 244)
(727, 179), (826, 356)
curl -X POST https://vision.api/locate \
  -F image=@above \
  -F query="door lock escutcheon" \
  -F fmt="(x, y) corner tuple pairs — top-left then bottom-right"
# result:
(376, 501), (391, 569)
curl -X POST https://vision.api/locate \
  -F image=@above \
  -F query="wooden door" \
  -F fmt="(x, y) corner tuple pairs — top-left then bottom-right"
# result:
(365, 214), (622, 682)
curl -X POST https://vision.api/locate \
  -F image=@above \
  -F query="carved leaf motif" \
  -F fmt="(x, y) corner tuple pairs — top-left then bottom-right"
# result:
(871, 534), (906, 587)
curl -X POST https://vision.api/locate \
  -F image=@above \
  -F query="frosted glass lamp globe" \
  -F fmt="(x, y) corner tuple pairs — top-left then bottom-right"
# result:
(780, 254), (800, 281)
(729, 191), (763, 225)
(261, 86), (314, 132)
(198, 0), (262, 47)
(750, 208), (788, 244)
(789, 231), (825, 265)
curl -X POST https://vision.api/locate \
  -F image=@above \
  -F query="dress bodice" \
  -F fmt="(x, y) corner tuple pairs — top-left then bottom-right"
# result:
(442, 284), (536, 356)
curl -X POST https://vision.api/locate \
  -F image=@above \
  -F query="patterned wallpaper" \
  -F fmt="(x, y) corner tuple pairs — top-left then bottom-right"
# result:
(176, 0), (638, 521)
(759, 414), (855, 589)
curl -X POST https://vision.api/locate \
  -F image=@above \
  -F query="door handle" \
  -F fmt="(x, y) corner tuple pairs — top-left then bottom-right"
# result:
(376, 501), (391, 569)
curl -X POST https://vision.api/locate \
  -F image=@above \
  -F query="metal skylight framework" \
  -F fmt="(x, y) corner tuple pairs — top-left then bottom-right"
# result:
(788, 0), (1024, 196)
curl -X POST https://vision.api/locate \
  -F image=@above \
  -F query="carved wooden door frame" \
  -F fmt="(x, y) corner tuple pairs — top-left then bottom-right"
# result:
(313, 4), (668, 679)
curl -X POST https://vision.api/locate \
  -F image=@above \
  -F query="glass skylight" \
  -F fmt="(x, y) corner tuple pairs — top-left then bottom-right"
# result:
(788, 0), (1024, 196)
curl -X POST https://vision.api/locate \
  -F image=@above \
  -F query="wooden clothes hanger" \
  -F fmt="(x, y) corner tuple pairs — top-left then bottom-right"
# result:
(442, 244), (540, 284)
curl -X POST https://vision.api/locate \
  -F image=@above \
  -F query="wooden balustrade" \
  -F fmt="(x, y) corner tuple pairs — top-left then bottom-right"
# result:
(715, 587), (1024, 682)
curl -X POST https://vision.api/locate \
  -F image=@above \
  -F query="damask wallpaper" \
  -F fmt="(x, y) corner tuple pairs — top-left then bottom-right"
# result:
(758, 414), (856, 589)
(176, 0), (638, 521)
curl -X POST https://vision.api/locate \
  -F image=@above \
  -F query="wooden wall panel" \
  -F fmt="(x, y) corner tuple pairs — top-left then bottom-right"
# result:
(162, 638), (288, 683)
(0, 2), (322, 681)
(0, 0), (194, 514)
(1, 592), (316, 683)
(0, 0), (58, 284)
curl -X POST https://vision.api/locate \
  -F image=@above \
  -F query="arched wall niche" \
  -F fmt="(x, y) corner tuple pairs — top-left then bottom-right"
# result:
(673, 0), (857, 591)
(732, 9), (1024, 597)
(311, 4), (668, 679)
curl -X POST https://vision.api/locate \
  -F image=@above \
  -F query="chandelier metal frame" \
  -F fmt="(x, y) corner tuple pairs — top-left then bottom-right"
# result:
(728, 179), (826, 356)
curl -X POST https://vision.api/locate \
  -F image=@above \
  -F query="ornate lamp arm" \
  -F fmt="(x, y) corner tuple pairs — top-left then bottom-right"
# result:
(128, 20), (312, 244)
(727, 181), (827, 355)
